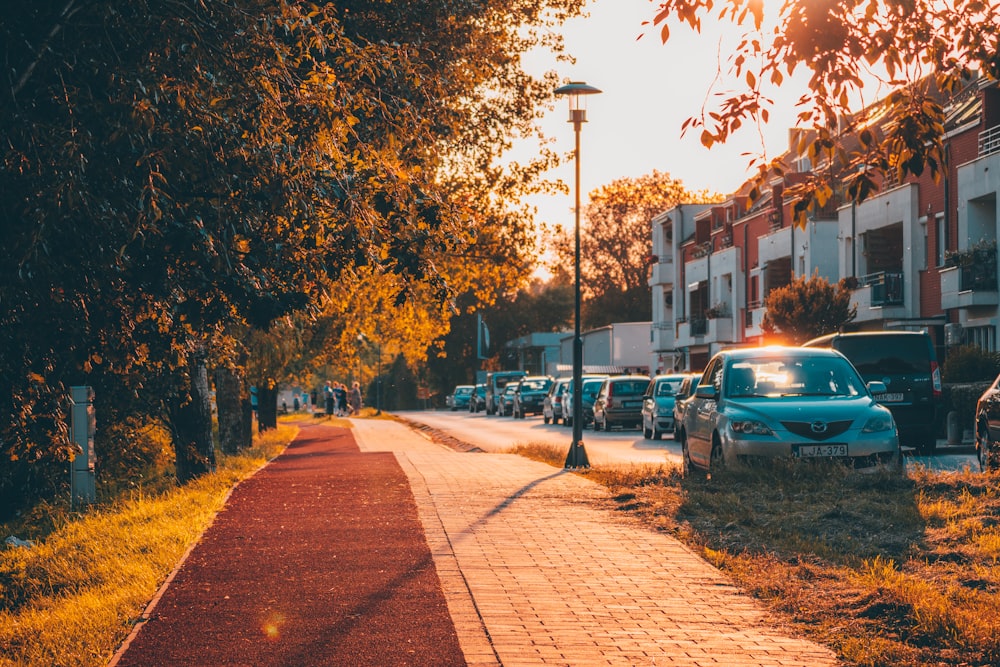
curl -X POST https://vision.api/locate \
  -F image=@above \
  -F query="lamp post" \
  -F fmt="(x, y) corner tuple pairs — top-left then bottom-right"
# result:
(555, 81), (601, 469)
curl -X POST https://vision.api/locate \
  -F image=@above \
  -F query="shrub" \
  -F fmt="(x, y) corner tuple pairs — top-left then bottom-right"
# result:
(942, 345), (1000, 383)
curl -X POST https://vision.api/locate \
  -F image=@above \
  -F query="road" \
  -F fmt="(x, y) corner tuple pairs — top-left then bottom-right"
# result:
(397, 409), (981, 473)
(396, 409), (681, 467)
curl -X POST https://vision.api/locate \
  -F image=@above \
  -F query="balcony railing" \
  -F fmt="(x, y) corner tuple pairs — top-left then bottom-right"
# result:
(960, 263), (998, 292)
(690, 318), (708, 336)
(863, 271), (904, 306)
(980, 124), (1000, 158)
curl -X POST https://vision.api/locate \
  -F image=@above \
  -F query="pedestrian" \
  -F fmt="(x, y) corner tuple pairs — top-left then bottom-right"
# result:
(334, 383), (348, 417)
(310, 388), (318, 414)
(293, 396), (300, 412)
(324, 381), (334, 416)
(349, 381), (362, 415)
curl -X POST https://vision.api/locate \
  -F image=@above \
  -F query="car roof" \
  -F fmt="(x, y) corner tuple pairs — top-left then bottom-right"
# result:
(804, 331), (930, 345)
(716, 346), (845, 361)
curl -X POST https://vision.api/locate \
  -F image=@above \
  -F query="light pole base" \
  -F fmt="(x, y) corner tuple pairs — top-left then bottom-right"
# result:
(564, 441), (590, 469)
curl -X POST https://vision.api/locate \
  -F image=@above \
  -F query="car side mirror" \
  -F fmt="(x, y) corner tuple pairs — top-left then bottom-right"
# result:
(695, 385), (717, 399)
(867, 381), (887, 394)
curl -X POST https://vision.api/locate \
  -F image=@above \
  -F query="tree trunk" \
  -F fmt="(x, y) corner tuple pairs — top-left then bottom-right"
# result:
(257, 382), (278, 432)
(215, 367), (249, 454)
(171, 358), (216, 483)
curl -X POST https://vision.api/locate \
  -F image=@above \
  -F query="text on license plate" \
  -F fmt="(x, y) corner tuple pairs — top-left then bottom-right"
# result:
(874, 393), (904, 403)
(796, 444), (848, 458)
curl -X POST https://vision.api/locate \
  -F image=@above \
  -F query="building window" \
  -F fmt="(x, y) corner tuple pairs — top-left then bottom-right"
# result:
(965, 326), (997, 352)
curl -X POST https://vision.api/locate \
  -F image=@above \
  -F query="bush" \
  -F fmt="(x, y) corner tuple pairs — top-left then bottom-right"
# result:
(942, 345), (1000, 382)
(942, 382), (993, 432)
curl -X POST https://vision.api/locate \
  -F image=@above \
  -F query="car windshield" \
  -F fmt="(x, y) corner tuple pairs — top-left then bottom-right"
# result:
(455, 387), (472, 396)
(725, 355), (866, 399)
(522, 380), (550, 391)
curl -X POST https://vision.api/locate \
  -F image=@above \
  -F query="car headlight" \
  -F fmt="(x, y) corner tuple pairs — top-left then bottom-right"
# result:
(730, 419), (773, 435)
(862, 414), (894, 433)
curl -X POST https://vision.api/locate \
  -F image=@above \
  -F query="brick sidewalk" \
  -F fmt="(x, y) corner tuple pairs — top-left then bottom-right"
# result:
(352, 418), (840, 667)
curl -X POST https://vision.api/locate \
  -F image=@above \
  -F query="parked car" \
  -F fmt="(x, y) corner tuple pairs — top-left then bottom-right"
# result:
(641, 374), (690, 440)
(485, 370), (527, 415)
(976, 375), (1000, 471)
(563, 375), (609, 428)
(803, 330), (943, 454)
(593, 375), (650, 431)
(512, 375), (553, 419)
(678, 346), (901, 474)
(447, 384), (475, 411)
(671, 374), (702, 437)
(469, 383), (486, 413)
(543, 378), (571, 424)
(497, 382), (520, 417)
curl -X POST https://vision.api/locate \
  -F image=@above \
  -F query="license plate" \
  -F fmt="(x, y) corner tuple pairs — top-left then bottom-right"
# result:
(874, 393), (904, 403)
(796, 444), (848, 458)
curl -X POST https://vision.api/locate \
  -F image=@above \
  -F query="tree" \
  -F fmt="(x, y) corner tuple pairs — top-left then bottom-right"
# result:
(0, 0), (589, 513)
(647, 1), (1000, 223)
(761, 274), (857, 344)
(553, 170), (721, 329)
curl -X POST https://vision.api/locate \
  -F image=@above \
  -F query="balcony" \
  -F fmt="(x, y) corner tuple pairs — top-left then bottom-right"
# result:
(980, 124), (1000, 158)
(862, 271), (904, 306)
(649, 256), (674, 286)
(940, 265), (999, 309)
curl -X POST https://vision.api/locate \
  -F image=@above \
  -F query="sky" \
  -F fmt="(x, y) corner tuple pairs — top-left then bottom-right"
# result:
(515, 0), (815, 234)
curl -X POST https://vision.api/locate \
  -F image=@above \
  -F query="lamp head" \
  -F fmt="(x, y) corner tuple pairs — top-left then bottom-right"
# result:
(554, 81), (602, 124)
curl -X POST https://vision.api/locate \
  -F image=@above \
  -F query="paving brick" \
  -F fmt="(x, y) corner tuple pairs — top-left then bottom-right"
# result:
(352, 419), (840, 666)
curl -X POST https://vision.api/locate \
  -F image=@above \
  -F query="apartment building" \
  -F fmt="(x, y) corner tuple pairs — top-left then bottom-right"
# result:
(650, 77), (1000, 372)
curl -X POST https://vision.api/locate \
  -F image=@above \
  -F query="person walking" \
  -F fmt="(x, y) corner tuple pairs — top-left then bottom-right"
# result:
(349, 382), (362, 415)
(334, 383), (348, 417)
(323, 382), (334, 416)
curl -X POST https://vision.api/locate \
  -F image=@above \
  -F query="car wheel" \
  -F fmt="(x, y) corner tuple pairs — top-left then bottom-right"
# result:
(708, 433), (725, 473)
(680, 433), (693, 476)
(979, 421), (996, 472)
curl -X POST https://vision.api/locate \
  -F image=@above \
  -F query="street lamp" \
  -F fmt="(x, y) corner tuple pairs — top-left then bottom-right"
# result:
(555, 81), (601, 469)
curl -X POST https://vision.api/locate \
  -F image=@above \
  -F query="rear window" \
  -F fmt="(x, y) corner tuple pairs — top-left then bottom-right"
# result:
(521, 379), (550, 391)
(834, 336), (931, 375)
(612, 380), (650, 396)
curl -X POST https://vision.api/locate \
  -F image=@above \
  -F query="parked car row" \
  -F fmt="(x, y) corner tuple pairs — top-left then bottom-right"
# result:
(445, 330), (959, 474)
(457, 372), (702, 439)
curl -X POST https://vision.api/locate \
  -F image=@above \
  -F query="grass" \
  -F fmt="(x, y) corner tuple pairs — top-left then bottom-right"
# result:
(0, 425), (298, 667)
(509, 442), (1000, 667)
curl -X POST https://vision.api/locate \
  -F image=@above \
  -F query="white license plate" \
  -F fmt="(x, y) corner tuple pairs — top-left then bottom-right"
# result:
(874, 393), (904, 403)
(796, 444), (848, 458)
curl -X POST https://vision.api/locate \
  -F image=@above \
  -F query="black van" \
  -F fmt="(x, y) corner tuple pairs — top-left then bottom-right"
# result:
(803, 331), (943, 454)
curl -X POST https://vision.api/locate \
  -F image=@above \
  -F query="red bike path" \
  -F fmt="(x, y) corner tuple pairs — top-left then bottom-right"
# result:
(111, 423), (465, 666)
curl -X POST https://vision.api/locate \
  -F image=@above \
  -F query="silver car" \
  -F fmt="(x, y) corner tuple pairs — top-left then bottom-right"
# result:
(679, 347), (901, 474)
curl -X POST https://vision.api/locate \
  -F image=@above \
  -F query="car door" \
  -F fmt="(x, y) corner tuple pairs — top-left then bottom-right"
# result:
(641, 380), (656, 431)
(984, 375), (1000, 443)
(592, 380), (609, 426)
(685, 358), (722, 467)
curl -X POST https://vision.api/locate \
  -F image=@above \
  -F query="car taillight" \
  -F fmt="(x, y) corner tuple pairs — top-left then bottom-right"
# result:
(931, 360), (942, 398)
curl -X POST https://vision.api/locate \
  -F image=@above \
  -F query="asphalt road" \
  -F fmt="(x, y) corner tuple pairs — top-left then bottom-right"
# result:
(399, 409), (981, 473)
